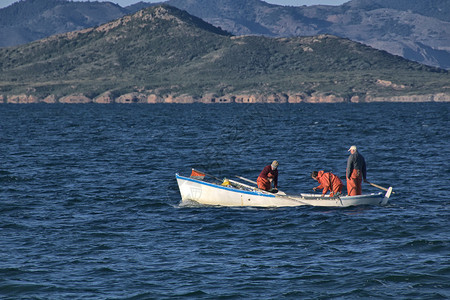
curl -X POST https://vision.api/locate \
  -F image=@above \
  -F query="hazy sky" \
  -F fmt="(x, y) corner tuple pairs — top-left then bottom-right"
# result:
(0, 0), (349, 10)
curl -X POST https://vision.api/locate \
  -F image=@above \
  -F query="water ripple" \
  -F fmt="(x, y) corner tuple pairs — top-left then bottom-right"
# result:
(0, 103), (448, 299)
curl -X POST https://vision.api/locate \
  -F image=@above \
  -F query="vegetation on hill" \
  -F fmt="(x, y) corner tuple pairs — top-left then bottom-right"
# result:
(0, 0), (137, 47)
(1, 0), (449, 70)
(166, 0), (450, 69)
(344, 0), (450, 22)
(0, 5), (448, 103)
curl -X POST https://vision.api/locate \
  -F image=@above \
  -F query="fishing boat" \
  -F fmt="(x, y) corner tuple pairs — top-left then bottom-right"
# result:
(175, 170), (393, 208)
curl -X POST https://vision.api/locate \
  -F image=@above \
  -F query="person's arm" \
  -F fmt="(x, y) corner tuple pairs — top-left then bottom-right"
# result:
(313, 183), (323, 191)
(346, 156), (353, 179)
(321, 174), (330, 195)
(273, 171), (278, 188)
(362, 159), (367, 181)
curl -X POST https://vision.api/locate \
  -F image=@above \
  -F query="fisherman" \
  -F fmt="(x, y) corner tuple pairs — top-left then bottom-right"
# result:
(311, 170), (343, 197)
(257, 160), (279, 192)
(346, 145), (367, 196)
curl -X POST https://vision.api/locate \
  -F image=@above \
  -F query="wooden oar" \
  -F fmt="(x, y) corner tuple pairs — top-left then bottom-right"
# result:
(235, 175), (257, 185)
(228, 179), (258, 191)
(367, 181), (395, 194)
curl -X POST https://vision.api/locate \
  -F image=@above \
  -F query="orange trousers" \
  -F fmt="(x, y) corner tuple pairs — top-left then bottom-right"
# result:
(257, 176), (271, 191)
(329, 184), (343, 197)
(347, 169), (362, 196)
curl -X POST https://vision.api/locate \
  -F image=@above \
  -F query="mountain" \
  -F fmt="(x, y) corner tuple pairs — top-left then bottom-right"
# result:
(344, 0), (450, 22)
(1, 5), (448, 104)
(165, 0), (450, 70)
(1, 0), (449, 70)
(0, 0), (155, 48)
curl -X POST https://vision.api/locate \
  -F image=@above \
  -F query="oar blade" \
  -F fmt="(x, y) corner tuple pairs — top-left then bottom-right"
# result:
(190, 168), (206, 180)
(381, 187), (393, 205)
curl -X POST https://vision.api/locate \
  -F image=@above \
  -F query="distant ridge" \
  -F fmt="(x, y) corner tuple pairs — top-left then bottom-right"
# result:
(0, 5), (449, 104)
(165, 0), (450, 70)
(1, 0), (449, 70)
(0, 0), (133, 47)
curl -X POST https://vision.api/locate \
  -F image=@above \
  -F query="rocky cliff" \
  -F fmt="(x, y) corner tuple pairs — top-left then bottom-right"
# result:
(2, 91), (449, 104)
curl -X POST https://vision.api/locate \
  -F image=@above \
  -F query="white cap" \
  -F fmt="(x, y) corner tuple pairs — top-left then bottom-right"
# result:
(271, 160), (279, 169)
(348, 145), (357, 152)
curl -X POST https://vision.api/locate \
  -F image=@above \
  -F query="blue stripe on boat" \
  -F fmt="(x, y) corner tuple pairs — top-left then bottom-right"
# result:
(176, 174), (276, 198)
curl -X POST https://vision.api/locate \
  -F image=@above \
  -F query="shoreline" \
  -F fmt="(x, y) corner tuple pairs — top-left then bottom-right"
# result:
(2, 92), (450, 104)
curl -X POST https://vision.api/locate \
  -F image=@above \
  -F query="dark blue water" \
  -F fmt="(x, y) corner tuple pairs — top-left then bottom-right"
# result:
(1, 103), (449, 299)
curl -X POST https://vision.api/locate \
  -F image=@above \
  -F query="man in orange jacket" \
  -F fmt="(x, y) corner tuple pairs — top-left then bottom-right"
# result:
(311, 170), (343, 197)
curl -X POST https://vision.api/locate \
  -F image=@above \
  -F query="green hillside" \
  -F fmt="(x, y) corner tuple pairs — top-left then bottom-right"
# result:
(345, 0), (450, 22)
(0, 5), (448, 103)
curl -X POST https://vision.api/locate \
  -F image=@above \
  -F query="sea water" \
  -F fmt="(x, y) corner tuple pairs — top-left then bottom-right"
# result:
(0, 103), (449, 299)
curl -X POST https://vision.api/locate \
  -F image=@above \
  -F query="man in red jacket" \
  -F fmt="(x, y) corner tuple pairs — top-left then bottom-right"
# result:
(311, 170), (343, 197)
(257, 160), (279, 191)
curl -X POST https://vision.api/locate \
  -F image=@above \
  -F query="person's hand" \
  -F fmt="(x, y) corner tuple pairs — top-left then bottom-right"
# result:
(364, 179), (369, 183)
(313, 187), (317, 191)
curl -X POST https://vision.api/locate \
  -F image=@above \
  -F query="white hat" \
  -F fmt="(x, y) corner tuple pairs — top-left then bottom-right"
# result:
(348, 145), (357, 152)
(271, 160), (279, 168)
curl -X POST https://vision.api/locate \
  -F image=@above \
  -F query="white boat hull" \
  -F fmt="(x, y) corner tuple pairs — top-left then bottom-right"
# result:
(176, 174), (391, 208)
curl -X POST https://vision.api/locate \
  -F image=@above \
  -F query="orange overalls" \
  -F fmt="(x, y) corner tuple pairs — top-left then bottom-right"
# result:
(315, 171), (343, 197)
(346, 151), (366, 196)
(257, 176), (272, 191)
(347, 169), (362, 196)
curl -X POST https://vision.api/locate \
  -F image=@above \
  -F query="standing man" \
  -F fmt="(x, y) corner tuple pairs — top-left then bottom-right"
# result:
(346, 145), (367, 196)
(257, 160), (279, 191)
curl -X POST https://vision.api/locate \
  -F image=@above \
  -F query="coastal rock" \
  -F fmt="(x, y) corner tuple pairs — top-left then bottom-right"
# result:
(213, 95), (234, 103)
(288, 94), (307, 103)
(166, 94), (196, 103)
(162, 94), (175, 103)
(433, 93), (450, 102)
(42, 94), (57, 103)
(147, 94), (164, 103)
(266, 93), (288, 103)
(59, 94), (92, 103)
(115, 92), (147, 103)
(306, 93), (346, 103)
(234, 94), (259, 103)
(1, 91), (449, 104)
(7, 94), (39, 104)
(350, 95), (361, 103)
(200, 93), (233, 103)
(93, 92), (114, 104)
(367, 93), (450, 102)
